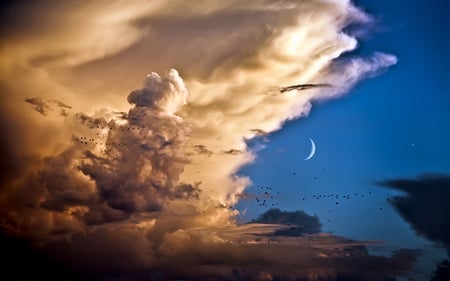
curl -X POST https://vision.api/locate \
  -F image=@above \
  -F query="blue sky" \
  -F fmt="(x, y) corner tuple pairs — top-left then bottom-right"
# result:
(237, 0), (450, 277)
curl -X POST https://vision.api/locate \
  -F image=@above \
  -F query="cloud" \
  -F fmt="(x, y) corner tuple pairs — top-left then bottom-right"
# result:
(75, 69), (191, 215)
(249, 128), (268, 136)
(127, 69), (188, 115)
(54, 100), (72, 109)
(151, 223), (420, 281)
(252, 208), (322, 235)
(25, 97), (73, 116)
(76, 70), (195, 214)
(377, 173), (450, 252)
(24, 97), (51, 115)
(223, 149), (244, 155)
(193, 144), (214, 157)
(430, 259), (450, 281)
(1, 69), (197, 241)
(279, 83), (333, 94)
(0, 222), (420, 281)
(0, 0), (155, 67)
(0, 0), (406, 280)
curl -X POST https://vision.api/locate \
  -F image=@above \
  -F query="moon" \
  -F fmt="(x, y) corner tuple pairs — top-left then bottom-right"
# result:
(304, 138), (316, 160)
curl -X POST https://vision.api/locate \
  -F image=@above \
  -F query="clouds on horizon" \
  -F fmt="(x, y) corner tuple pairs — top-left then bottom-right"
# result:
(0, 221), (420, 281)
(0, 0), (406, 280)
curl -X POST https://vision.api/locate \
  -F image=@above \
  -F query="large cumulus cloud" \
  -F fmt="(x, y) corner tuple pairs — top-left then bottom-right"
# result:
(0, 0), (409, 280)
(1, 69), (197, 239)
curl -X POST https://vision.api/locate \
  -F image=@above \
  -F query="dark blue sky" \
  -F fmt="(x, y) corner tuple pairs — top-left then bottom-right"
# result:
(237, 0), (450, 278)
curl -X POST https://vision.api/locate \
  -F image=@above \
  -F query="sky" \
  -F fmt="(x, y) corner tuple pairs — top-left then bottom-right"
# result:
(0, 1), (449, 281)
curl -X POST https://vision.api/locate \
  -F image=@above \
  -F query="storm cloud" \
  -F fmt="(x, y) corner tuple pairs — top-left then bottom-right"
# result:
(25, 97), (72, 116)
(252, 208), (322, 235)
(0, 0), (407, 280)
(24, 97), (51, 115)
(378, 173), (450, 253)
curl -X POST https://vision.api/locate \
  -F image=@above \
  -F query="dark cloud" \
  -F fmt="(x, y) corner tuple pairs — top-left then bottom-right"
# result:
(83, 204), (129, 226)
(113, 111), (128, 120)
(24, 97), (72, 116)
(193, 144), (213, 157)
(0, 223), (420, 281)
(60, 109), (69, 117)
(172, 182), (201, 200)
(279, 83), (333, 93)
(430, 259), (450, 281)
(377, 173), (450, 252)
(38, 149), (96, 212)
(74, 112), (109, 128)
(150, 225), (420, 281)
(24, 97), (51, 115)
(223, 149), (243, 155)
(54, 99), (72, 109)
(252, 208), (322, 235)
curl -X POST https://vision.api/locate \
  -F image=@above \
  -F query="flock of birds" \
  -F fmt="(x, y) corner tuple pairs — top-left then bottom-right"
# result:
(304, 191), (375, 206)
(74, 124), (146, 147)
(253, 185), (383, 210)
(75, 136), (128, 147)
(250, 169), (399, 226)
(255, 185), (281, 207)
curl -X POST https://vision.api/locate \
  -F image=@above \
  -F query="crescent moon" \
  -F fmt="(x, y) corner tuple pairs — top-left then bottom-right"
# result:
(304, 138), (316, 160)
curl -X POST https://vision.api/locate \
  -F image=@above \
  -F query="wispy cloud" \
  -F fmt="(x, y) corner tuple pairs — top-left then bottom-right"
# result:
(25, 97), (73, 116)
